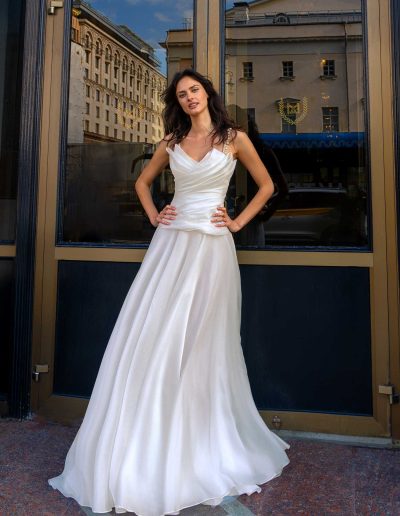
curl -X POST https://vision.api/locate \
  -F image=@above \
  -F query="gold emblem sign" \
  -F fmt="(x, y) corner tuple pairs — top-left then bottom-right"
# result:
(278, 97), (308, 125)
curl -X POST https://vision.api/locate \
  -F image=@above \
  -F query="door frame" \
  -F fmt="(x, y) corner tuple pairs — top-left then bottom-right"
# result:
(0, 0), (46, 418)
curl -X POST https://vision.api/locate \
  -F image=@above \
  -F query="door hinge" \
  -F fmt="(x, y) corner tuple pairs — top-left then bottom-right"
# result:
(32, 364), (49, 382)
(378, 384), (400, 405)
(48, 0), (63, 15)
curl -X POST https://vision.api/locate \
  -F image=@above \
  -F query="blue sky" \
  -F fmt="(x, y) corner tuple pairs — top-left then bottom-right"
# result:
(87, 0), (236, 74)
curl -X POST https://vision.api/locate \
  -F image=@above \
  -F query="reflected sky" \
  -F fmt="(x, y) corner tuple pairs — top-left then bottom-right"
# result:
(86, 0), (193, 74)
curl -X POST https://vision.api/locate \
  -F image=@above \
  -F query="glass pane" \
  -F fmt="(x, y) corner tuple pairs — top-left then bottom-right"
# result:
(225, 1), (369, 249)
(61, 0), (193, 245)
(0, 0), (25, 243)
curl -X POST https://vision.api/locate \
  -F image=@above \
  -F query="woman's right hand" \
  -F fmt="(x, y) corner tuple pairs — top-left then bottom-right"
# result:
(154, 204), (177, 226)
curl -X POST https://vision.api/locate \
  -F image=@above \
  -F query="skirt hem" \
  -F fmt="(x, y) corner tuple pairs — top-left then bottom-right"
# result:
(48, 458), (290, 516)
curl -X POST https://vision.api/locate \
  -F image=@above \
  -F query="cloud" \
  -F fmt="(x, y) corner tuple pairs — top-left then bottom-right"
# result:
(175, 0), (193, 20)
(176, 0), (193, 11)
(154, 11), (173, 23)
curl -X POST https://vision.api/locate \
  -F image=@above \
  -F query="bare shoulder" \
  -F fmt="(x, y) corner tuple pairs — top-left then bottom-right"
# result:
(152, 135), (172, 156)
(232, 129), (250, 146)
(230, 129), (252, 154)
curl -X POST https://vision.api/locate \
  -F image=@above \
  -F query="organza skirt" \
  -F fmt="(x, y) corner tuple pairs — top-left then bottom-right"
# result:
(48, 227), (289, 516)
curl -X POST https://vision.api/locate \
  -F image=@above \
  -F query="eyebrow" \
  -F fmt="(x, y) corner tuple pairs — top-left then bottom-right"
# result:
(177, 84), (199, 94)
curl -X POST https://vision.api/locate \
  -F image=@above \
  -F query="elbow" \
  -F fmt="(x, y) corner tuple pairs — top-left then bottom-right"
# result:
(134, 178), (143, 194)
(263, 179), (275, 201)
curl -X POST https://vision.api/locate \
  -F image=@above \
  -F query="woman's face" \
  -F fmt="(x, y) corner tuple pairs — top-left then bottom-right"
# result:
(176, 76), (209, 117)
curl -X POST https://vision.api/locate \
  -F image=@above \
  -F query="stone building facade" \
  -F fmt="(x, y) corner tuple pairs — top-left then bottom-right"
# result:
(224, 0), (363, 136)
(69, 1), (166, 144)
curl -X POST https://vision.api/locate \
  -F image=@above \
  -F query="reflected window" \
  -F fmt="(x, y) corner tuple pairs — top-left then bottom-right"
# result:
(243, 62), (254, 80)
(282, 61), (294, 78)
(322, 59), (336, 78)
(225, 0), (369, 249)
(322, 107), (339, 132)
(60, 0), (193, 245)
(274, 13), (290, 25)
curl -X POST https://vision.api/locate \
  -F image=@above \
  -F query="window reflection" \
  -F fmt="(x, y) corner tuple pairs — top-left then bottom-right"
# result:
(224, 0), (368, 248)
(61, 0), (193, 244)
(0, 0), (24, 243)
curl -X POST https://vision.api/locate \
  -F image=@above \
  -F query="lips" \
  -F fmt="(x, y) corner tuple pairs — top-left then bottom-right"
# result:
(188, 103), (199, 109)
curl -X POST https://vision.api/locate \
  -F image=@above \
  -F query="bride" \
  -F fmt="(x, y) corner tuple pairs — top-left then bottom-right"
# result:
(48, 69), (290, 516)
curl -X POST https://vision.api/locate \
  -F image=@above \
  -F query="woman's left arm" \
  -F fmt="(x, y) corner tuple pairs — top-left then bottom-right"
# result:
(212, 131), (274, 233)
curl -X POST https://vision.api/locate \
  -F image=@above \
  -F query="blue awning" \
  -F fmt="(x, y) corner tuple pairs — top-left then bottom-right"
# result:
(260, 132), (365, 149)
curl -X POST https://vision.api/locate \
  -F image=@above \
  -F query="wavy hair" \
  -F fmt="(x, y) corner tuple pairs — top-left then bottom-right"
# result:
(161, 69), (240, 146)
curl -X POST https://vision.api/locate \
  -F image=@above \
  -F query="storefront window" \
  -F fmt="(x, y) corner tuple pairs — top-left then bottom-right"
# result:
(0, 0), (25, 243)
(60, 0), (193, 245)
(225, 0), (369, 249)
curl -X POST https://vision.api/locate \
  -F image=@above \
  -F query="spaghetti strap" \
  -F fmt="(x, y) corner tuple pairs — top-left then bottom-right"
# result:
(223, 128), (233, 155)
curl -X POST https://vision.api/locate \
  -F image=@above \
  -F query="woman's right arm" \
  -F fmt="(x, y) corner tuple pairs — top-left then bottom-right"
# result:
(134, 138), (174, 227)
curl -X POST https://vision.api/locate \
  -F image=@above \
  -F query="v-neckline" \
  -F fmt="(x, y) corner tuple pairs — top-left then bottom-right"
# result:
(176, 143), (223, 163)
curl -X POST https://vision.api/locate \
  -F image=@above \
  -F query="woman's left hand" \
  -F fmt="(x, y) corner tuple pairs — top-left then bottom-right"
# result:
(211, 206), (241, 233)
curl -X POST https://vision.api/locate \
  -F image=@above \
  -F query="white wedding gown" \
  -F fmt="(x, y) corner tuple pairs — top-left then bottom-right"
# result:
(48, 142), (290, 516)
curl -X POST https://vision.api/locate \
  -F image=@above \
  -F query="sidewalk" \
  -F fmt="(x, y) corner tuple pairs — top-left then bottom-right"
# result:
(0, 415), (399, 515)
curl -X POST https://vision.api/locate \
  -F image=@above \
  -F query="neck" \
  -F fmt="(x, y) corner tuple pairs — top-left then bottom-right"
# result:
(188, 111), (214, 137)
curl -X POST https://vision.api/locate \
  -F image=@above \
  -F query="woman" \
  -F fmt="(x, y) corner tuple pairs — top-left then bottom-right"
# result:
(48, 69), (290, 516)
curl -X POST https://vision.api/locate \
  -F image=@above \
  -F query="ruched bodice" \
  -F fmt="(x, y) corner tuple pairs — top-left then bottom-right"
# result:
(163, 143), (237, 235)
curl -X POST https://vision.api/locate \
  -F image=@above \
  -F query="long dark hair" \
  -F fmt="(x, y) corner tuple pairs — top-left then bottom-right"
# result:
(161, 69), (240, 146)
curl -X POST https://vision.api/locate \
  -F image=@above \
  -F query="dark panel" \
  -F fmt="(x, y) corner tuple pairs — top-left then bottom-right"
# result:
(240, 265), (372, 415)
(54, 261), (141, 397)
(0, 0), (25, 242)
(0, 260), (14, 398)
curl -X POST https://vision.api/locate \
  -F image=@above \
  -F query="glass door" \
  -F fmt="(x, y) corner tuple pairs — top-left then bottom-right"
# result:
(32, 0), (194, 422)
(165, 0), (396, 437)
(221, 0), (395, 436)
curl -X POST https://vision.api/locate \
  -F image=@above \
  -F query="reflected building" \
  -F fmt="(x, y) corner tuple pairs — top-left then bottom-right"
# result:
(70, 0), (166, 144)
(224, 0), (363, 138)
(165, 0), (367, 247)
(162, 26), (193, 80)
